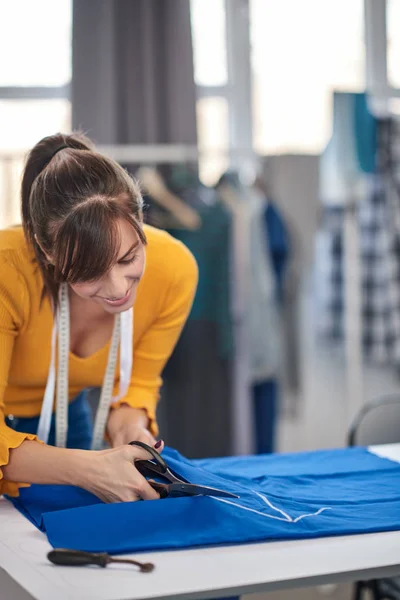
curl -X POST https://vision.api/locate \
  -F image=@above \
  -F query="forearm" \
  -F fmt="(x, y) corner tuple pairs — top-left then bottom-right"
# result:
(2, 439), (165, 503)
(2, 440), (87, 486)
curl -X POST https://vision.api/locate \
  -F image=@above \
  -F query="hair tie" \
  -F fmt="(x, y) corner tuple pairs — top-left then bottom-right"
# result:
(51, 144), (69, 159)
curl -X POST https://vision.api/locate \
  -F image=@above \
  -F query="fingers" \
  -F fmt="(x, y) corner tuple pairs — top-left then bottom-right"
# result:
(136, 429), (157, 448)
(123, 443), (163, 463)
(110, 427), (157, 448)
(123, 445), (163, 501)
(135, 476), (160, 501)
(154, 439), (164, 453)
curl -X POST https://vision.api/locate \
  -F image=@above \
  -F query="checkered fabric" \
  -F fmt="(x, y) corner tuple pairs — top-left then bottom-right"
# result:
(319, 119), (400, 366)
(318, 208), (345, 340)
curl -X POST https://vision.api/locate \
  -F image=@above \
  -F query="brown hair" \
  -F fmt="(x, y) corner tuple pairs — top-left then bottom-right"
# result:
(21, 132), (146, 308)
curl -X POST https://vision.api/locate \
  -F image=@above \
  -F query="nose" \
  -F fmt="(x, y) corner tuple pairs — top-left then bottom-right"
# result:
(102, 268), (129, 299)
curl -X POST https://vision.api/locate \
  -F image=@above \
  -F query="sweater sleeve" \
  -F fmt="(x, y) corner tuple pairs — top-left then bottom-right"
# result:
(111, 243), (199, 435)
(0, 254), (40, 497)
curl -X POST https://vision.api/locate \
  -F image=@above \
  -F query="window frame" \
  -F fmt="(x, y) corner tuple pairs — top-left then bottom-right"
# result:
(362, 1), (400, 108)
(193, 0), (256, 174)
(0, 85), (70, 100)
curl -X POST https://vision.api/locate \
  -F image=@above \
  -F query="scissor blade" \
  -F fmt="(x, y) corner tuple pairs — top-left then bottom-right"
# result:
(169, 483), (239, 499)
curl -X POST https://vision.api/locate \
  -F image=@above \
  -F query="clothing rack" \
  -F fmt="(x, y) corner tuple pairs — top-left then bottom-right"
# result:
(343, 199), (363, 426)
(97, 144), (257, 165)
(342, 97), (400, 427)
(96, 144), (199, 164)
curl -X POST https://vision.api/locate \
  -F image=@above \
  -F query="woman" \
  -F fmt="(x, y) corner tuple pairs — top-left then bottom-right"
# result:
(0, 132), (198, 503)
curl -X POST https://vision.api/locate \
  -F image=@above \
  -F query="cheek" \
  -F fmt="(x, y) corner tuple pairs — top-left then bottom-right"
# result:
(131, 251), (146, 279)
(69, 281), (100, 299)
(137, 253), (146, 277)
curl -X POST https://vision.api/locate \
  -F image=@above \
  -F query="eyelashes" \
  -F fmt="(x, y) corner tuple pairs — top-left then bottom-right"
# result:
(118, 254), (138, 266)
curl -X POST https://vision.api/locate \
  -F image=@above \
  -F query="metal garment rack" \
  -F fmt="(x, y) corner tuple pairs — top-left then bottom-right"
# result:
(96, 144), (199, 164)
(96, 144), (257, 165)
(342, 0), (400, 428)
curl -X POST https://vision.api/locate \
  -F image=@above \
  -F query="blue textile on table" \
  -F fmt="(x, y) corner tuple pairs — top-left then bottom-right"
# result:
(7, 446), (400, 555)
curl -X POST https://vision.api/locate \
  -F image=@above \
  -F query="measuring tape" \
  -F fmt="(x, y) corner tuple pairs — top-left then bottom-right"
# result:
(37, 283), (134, 450)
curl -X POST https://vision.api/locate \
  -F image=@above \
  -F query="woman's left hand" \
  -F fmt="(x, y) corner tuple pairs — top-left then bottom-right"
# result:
(106, 405), (157, 448)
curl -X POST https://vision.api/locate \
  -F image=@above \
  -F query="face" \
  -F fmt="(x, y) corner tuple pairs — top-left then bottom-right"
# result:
(69, 218), (146, 314)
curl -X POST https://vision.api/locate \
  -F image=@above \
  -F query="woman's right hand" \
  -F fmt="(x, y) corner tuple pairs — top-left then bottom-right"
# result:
(77, 442), (165, 503)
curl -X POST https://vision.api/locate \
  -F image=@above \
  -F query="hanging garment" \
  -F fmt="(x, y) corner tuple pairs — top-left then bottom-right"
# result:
(144, 183), (235, 457)
(263, 200), (290, 303)
(317, 206), (345, 340)
(253, 198), (289, 453)
(247, 188), (282, 382)
(145, 182), (233, 360)
(218, 180), (282, 384)
(353, 93), (378, 175)
(217, 178), (282, 454)
(158, 320), (233, 458)
(252, 380), (278, 454)
(167, 198), (233, 360)
(318, 118), (400, 366)
(8, 446), (400, 554)
(317, 92), (375, 343)
(358, 178), (400, 363)
(319, 92), (370, 208)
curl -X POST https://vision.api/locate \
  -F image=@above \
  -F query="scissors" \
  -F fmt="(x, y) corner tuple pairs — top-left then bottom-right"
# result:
(129, 441), (239, 500)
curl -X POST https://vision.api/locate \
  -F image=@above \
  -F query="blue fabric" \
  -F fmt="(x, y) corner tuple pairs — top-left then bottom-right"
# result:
(353, 93), (377, 174)
(5, 391), (93, 450)
(263, 202), (290, 302)
(7, 446), (400, 555)
(253, 380), (278, 454)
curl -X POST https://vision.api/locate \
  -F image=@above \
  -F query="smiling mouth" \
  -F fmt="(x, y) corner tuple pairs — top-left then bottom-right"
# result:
(99, 288), (131, 306)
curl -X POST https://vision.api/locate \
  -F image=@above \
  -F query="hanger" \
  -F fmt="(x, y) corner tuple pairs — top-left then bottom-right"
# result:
(136, 166), (201, 231)
(217, 181), (242, 210)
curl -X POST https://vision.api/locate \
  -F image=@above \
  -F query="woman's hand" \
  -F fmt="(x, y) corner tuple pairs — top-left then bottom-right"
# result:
(107, 405), (156, 448)
(77, 443), (164, 503)
(4, 439), (164, 504)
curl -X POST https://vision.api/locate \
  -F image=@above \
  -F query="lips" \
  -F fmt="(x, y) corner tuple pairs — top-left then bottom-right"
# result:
(101, 289), (131, 307)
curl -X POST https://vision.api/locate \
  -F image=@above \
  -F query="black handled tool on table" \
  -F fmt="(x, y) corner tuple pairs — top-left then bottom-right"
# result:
(130, 441), (239, 499)
(47, 549), (154, 572)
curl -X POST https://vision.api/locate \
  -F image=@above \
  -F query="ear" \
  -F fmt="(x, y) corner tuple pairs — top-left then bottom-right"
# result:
(34, 234), (54, 265)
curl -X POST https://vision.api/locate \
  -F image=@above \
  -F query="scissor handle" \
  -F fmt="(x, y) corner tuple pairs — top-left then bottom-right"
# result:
(135, 460), (166, 479)
(147, 481), (170, 499)
(129, 440), (168, 473)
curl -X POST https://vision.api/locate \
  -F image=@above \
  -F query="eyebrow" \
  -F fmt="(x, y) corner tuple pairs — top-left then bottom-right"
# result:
(118, 241), (140, 261)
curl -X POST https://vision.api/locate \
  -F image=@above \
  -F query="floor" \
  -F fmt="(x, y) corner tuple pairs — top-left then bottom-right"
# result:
(243, 270), (400, 600)
(277, 271), (399, 455)
(250, 584), (353, 600)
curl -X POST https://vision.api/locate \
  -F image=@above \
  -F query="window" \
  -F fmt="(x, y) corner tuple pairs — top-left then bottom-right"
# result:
(0, 0), (72, 87)
(387, 0), (400, 88)
(191, 0), (230, 184)
(0, 0), (72, 227)
(196, 97), (229, 185)
(0, 100), (71, 151)
(250, 0), (365, 155)
(190, 0), (228, 87)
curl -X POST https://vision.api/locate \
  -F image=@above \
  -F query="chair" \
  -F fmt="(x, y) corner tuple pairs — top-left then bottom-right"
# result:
(348, 394), (400, 600)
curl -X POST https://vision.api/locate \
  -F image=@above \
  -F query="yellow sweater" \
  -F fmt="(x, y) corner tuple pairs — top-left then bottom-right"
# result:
(0, 225), (198, 496)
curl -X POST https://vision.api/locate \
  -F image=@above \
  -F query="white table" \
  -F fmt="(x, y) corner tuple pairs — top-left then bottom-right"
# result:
(1, 444), (400, 600)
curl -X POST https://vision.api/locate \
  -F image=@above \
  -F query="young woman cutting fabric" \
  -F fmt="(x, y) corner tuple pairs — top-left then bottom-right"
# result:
(0, 132), (198, 504)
